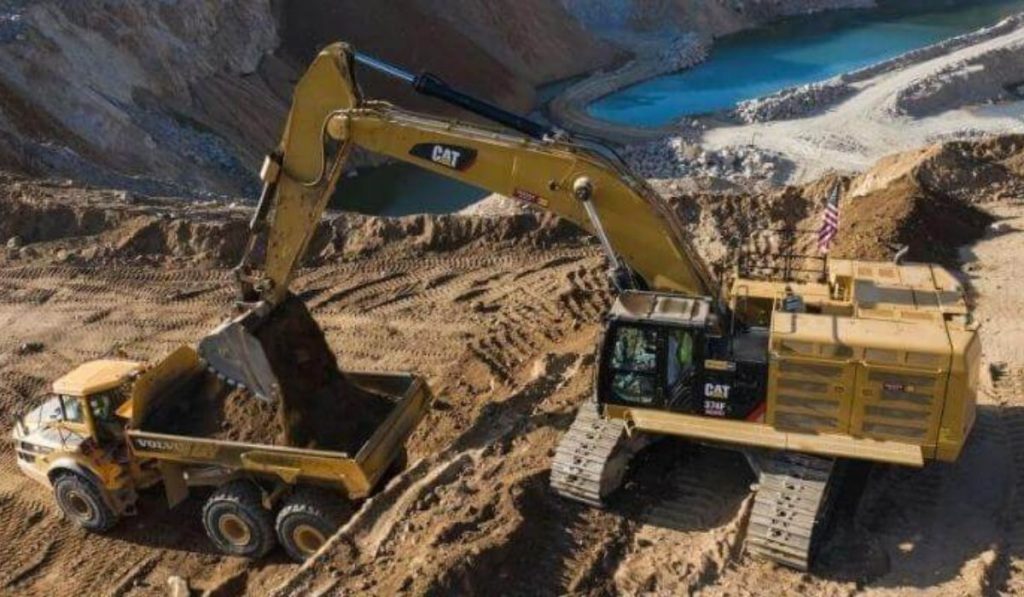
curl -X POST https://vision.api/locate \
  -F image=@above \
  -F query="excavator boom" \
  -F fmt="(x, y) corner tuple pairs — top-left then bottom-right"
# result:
(199, 42), (715, 400)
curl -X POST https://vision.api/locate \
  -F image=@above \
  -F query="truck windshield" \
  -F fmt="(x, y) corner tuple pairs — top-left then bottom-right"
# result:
(60, 395), (86, 423)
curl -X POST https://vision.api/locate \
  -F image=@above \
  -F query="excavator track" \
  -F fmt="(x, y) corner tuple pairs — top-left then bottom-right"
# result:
(746, 452), (839, 571)
(551, 402), (648, 507)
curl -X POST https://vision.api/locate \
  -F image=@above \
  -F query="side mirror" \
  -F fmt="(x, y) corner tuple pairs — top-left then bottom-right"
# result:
(12, 414), (28, 436)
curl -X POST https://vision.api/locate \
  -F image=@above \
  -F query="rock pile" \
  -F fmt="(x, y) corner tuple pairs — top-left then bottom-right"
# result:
(894, 37), (1024, 117)
(733, 81), (854, 123)
(621, 138), (786, 184)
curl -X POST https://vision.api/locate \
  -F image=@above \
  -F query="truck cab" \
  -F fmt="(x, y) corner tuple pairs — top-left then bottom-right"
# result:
(12, 359), (146, 529)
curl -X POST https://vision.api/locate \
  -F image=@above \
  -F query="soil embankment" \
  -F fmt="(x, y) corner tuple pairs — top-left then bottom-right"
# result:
(1, 136), (1023, 595)
(0, 0), (615, 197)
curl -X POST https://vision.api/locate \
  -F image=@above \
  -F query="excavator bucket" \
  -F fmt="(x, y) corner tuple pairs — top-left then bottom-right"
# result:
(197, 303), (282, 403)
(198, 296), (394, 449)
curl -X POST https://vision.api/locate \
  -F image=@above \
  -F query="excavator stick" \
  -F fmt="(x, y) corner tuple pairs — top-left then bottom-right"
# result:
(197, 43), (361, 401)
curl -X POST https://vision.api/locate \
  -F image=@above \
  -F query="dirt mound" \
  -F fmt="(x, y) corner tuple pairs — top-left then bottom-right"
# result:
(673, 184), (820, 277)
(0, 175), (256, 266)
(110, 216), (250, 265)
(833, 176), (993, 264)
(0, 176), (127, 244)
(216, 389), (286, 444)
(315, 211), (583, 261)
(853, 134), (1024, 204)
(833, 136), (1024, 262)
(677, 136), (1023, 271)
(150, 382), (287, 445)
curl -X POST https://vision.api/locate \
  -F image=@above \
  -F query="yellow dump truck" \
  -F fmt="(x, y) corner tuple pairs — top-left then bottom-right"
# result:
(12, 346), (431, 561)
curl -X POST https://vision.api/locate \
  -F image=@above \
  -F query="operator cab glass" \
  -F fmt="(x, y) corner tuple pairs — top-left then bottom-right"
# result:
(600, 322), (704, 412)
(89, 388), (128, 441)
(54, 388), (128, 442)
(607, 326), (661, 406)
(598, 316), (768, 420)
(59, 395), (86, 424)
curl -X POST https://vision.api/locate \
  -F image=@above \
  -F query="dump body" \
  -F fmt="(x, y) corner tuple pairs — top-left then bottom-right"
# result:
(125, 347), (430, 500)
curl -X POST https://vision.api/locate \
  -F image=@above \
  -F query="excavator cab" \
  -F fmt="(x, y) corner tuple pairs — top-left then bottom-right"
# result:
(596, 292), (768, 421)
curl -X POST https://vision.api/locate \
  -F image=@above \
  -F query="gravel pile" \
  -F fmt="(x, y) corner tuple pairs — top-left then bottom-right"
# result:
(734, 81), (854, 123)
(621, 138), (785, 184)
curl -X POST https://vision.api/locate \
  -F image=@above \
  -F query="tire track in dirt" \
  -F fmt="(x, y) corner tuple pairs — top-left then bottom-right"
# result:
(991, 366), (1024, 594)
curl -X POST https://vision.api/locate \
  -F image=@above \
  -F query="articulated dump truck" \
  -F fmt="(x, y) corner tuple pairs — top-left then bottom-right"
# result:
(12, 299), (431, 561)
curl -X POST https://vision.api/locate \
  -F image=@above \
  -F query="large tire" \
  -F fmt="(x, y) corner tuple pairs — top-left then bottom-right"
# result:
(53, 472), (118, 532)
(275, 486), (351, 562)
(202, 480), (276, 558)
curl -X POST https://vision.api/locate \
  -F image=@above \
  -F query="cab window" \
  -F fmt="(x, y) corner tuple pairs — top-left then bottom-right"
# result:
(60, 395), (86, 424)
(90, 390), (126, 423)
(607, 326), (661, 406)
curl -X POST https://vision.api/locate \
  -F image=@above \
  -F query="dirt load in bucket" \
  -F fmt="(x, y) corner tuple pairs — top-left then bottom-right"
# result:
(143, 297), (395, 453)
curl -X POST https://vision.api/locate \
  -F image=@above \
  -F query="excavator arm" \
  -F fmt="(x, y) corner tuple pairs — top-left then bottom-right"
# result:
(199, 42), (715, 401)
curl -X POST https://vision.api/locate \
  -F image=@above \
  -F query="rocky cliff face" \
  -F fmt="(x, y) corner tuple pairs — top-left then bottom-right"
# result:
(0, 0), (284, 196)
(276, 0), (615, 116)
(0, 0), (613, 197)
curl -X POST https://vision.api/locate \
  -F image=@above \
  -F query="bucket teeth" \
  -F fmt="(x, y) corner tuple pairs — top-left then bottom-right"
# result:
(197, 303), (280, 403)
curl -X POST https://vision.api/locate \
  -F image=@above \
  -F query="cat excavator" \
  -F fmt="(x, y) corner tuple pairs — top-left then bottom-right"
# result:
(199, 42), (980, 570)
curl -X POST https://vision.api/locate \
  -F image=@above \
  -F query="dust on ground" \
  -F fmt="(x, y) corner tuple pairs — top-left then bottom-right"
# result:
(1, 136), (1023, 595)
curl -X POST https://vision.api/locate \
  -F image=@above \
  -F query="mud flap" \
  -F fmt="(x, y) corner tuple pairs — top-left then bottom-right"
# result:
(159, 461), (189, 508)
(197, 302), (282, 403)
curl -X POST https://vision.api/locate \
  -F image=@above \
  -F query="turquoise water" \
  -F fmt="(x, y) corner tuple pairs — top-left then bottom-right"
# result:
(588, 0), (1024, 126)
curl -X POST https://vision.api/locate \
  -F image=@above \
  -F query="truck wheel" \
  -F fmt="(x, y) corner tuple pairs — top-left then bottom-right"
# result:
(53, 472), (118, 532)
(202, 480), (276, 558)
(275, 487), (351, 562)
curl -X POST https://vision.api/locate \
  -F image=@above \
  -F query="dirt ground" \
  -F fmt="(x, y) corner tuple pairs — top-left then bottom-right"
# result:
(1, 137), (1024, 595)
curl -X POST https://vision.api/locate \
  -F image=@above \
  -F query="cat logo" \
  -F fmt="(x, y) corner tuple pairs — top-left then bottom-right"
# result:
(409, 143), (477, 171)
(704, 383), (731, 400)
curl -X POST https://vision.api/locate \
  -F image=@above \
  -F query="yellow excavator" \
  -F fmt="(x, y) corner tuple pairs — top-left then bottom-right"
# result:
(199, 42), (980, 570)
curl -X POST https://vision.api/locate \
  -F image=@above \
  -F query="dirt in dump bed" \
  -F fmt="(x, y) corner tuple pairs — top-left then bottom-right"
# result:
(253, 295), (395, 453)
(143, 373), (288, 444)
(143, 297), (394, 452)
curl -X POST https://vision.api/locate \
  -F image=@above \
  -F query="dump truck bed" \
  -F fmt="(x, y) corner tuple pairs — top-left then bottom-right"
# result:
(125, 347), (431, 499)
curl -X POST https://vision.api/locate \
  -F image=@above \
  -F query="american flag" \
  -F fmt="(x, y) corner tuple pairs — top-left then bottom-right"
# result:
(818, 184), (841, 254)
